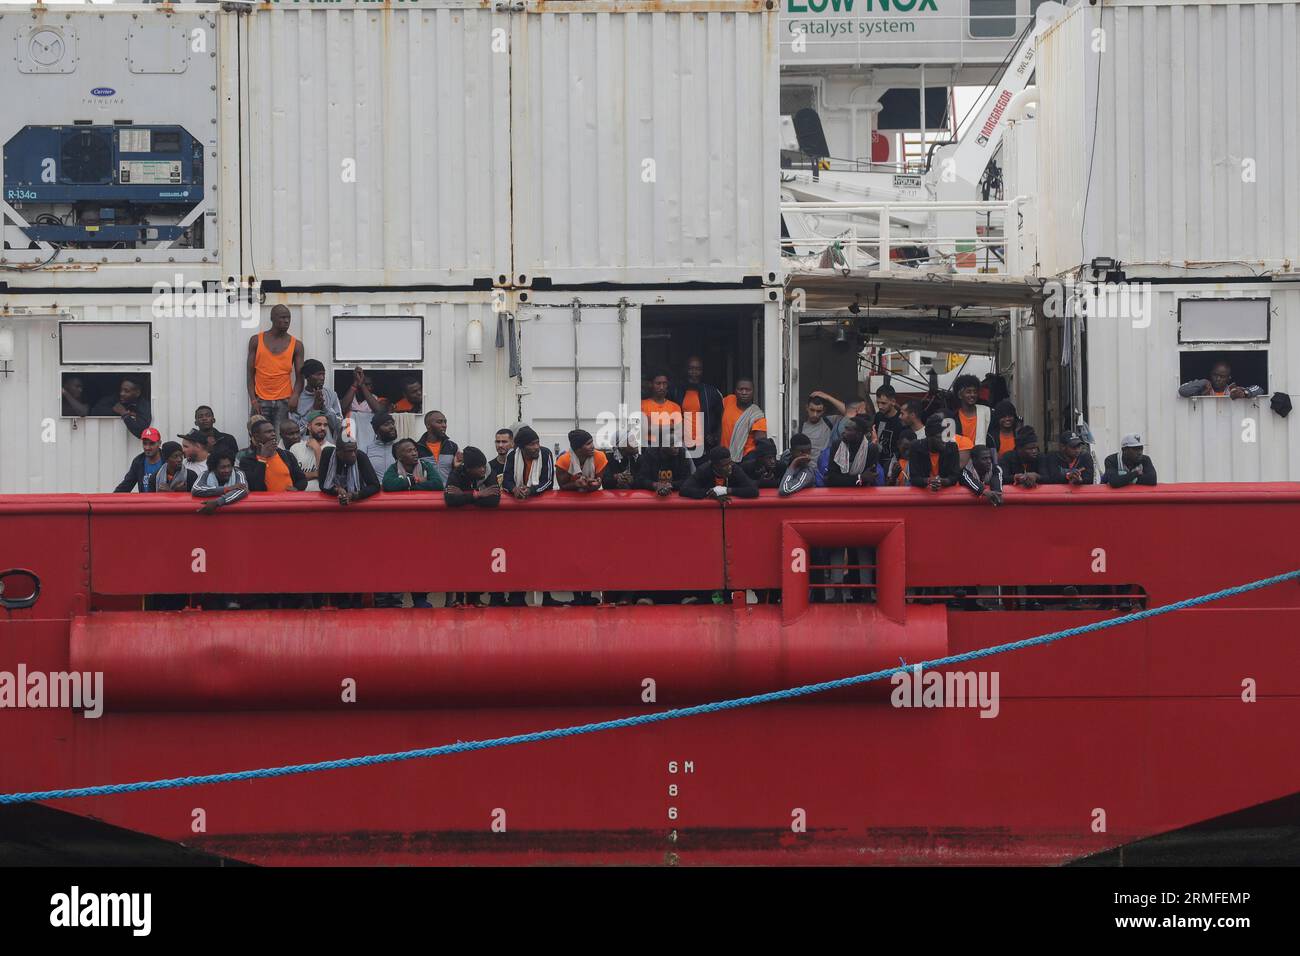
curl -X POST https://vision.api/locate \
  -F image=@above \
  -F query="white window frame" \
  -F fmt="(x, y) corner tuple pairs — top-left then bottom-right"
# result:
(331, 314), (425, 365)
(1177, 298), (1270, 345)
(58, 321), (153, 366)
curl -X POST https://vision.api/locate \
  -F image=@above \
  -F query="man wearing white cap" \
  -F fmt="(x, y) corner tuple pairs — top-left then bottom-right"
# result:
(1102, 433), (1157, 487)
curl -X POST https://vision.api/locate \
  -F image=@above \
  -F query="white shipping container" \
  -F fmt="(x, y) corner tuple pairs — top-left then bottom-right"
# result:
(0, 4), (240, 290)
(243, 0), (780, 289)
(0, 290), (508, 494)
(1034, 0), (1300, 279)
(0, 285), (784, 493)
(510, 1), (782, 286)
(1084, 281), (1300, 482)
(242, 1), (513, 288)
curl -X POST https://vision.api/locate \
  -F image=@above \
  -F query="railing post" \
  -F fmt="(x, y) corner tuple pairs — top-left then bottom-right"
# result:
(1006, 199), (1021, 276)
(879, 207), (892, 273)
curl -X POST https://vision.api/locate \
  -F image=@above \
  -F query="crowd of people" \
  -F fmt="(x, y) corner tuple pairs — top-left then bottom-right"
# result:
(109, 309), (1160, 506)
(98, 312), (1169, 610)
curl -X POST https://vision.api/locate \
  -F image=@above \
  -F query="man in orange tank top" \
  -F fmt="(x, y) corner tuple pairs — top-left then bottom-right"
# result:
(247, 304), (304, 436)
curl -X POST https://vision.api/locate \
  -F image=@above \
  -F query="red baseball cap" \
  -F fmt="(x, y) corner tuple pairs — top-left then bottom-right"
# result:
(141, 427), (162, 442)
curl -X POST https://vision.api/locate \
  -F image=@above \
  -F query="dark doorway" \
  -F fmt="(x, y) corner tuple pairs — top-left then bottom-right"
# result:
(641, 305), (764, 402)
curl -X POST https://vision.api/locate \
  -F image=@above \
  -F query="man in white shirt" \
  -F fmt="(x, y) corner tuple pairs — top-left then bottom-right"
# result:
(178, 429), (210, 482)
(282, 413), (333, 492)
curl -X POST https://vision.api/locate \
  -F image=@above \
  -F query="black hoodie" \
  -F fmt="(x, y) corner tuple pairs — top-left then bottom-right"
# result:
(680, 461), (759, 499)
(637, 447), (692, 490)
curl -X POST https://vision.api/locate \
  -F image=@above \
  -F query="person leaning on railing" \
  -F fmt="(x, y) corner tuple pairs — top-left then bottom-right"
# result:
(380, 438), (445, 492)
(680, 447), (759, 501)
(959, 445), (1004, 507)
(502, 426), (555, 499)
(192, 449), (248, 514)
(1042, 430), (1095, 486)
(318, 440), (381, 506)
(444, 447), (501, 509)
(909, 415), (960, 491)
(998, 426), (1043, 489)
(1102, 434), (1157, 488)
(556, 429), (607, 492)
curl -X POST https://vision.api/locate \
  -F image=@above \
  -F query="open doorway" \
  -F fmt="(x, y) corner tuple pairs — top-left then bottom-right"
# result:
(640, 305), (765, 402)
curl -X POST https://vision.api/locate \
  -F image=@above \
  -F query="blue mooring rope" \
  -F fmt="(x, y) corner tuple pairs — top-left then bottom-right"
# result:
(2, 568), (1297, 806)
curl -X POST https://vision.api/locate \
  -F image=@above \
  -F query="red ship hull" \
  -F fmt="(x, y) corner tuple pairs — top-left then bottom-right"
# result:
(2, 486), (1299, 865)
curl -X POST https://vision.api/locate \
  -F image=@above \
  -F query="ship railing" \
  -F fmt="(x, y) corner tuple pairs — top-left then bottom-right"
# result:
(781, 197), (1026, 275)
(3, 486), (1299, 624)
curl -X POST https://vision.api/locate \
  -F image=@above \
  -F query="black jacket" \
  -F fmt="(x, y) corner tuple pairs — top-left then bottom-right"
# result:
(114, 453), (164, 493)
(637, 448), (692, 490)
(601, 450), (643, 488)
(237, 448), (309, 492)
(1042, 451), (1096, 485)
(680, 461), (759, 499)
(445, 466), (502, 507)
(668, 382), (725, 452)
(501, 447), (555, 495)
(873, 412), (907, 463)
(1102, 453), (1157, 487)
(317, 446), (381, 500)
(740, 448), (784, 488)
(998, 449), (1044, 480)
(90, 396), (152, 438)
(824, 439), (881, 487)
(908, 441), (961, 487)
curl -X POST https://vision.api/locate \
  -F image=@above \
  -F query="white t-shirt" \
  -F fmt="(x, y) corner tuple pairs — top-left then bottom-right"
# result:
(290, 439), (331, 492)
(185, 460), (208, 482)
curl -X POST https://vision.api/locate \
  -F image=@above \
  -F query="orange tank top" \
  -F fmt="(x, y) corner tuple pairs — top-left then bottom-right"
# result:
(255, 332), (296, 401)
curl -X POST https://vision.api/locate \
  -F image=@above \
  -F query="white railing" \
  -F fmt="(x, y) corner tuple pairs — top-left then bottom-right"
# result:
(780, 197), (1027, 275)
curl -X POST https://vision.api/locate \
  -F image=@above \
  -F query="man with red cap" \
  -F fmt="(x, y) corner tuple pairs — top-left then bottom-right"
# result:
(114, 426), (167, 492)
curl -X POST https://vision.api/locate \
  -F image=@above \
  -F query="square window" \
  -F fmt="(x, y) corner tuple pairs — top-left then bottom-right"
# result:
(332, 315), (424, 364)
(332, 369), (425, 416)
(59, 321), (152, 365)
(62, 371), (151, 418)
(1178, 350), (1268, 396)
(1178, 298), (1270, 344)
(970, 0), (1017, 38)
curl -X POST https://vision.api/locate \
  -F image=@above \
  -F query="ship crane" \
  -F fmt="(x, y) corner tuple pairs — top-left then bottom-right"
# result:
(781, 1), (1063, 275)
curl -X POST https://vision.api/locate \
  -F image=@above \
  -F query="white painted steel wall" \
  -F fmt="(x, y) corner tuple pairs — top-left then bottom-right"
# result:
(1034, 1), (1089, 278)
(242, 2), (512, 287)
(1036, 0), (1300, 278)
(0, 291), (510, 494)
(1084, 282), (1300, 482)
(511, 2), (782, 286)
(0, 286), (782, 493)
(1002, 114), (1038, 271)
